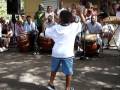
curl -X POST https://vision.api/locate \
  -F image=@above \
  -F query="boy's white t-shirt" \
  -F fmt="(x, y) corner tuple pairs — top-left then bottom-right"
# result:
(45, 22), (82, 58)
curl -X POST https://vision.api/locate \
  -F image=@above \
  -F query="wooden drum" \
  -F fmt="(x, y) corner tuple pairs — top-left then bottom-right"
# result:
(103, 16), (120, 24)
(38, 36), (54, 51)
(17, 33), (30, 52)
(81, 34), (98, 55)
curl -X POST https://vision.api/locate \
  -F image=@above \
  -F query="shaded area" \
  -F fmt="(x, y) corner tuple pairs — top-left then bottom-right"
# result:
(0, 49), (120, 90)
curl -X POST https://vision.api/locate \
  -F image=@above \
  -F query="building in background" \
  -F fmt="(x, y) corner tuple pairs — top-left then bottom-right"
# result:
(0, 0), (118, 19)
(23, 0), (79, 18)
(0, 0), (24, 20)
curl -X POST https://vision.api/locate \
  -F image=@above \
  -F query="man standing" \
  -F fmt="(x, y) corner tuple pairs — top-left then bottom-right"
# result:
(34, 4), (45, 34)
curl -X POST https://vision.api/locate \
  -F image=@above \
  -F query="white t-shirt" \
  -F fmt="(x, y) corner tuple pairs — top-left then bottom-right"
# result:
(102, 24), (114, 32)
(45, 22), (82, 58)
(24, 22), (36, 33)
(45, 12), (55, 22)
(116, 11), (120, 17)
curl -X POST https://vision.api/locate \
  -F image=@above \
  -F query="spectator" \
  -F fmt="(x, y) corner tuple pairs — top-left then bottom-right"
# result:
(45, 6), (55, 23)
(34, 4), (45, 34)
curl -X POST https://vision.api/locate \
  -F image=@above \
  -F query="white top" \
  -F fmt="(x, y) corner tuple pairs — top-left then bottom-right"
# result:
(102, 24), (114, 32)
(45, 12), (55, 22)
(16, 25), (25, 36)
(116, 11), (120, 17)
(24, 22), (36, 33)
(45, 22), (82, 58)
(86, 21), (102, 34)
(0, 23), (2, 38)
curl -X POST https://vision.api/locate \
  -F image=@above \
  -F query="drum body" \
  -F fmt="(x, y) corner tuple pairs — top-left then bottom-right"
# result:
(81, 34), (98, 55)
(38, 36), (54, 50)
(17, 33), (30, 52)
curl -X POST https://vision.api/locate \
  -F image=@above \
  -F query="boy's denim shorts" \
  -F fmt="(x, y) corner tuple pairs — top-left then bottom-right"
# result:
(51, 57), (74, 75)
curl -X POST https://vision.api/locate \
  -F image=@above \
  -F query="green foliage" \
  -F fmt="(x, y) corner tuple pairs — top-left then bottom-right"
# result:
(0, 0), (24, 19)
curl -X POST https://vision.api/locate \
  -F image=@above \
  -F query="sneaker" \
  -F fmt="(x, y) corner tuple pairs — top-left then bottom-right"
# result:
(0, 48), (3, 52)
(66, 87), (75, 90)
(37, 52), (40, 54)
(70, 87), (75, 90)
(47, 83), (55, 90)
(2, 47), (8, 51)
(33, 52), (37, 55)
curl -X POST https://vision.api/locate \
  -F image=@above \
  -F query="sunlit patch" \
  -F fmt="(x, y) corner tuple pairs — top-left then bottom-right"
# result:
(116, 66), (120, 69)
(2, 74), (17, 79)
(0, 62), (4, 64)
(26, 67), (41, 75)
(90, 80), (112, 88)
(27, 67), (40, 72)
(116, 85), (120, 88)
(78, 66), (103, 73)
(102, 71), (119, 76)
(0, 68), (7, 74)
(19, 73), (47, 85)
(104, 68), (109, 71)
(0, 83), (8, 88)
(6, 62), (24, 65)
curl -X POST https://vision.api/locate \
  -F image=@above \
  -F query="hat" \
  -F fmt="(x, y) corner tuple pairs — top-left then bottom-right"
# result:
(39, 3), (44, 7)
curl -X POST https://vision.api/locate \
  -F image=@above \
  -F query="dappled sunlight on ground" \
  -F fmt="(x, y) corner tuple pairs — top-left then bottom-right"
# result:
(0, 49), (120, 90)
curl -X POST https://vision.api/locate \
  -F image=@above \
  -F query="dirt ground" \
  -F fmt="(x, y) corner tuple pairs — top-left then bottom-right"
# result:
(0, 48), (120, 90)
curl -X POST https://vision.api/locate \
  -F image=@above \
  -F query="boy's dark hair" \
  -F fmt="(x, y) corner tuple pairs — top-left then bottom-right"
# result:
(60, 10), (73, 25)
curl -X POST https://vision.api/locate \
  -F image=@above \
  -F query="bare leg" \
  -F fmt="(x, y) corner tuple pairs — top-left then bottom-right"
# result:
(49, 72), (57, 85)
(65, 75), (72, 90)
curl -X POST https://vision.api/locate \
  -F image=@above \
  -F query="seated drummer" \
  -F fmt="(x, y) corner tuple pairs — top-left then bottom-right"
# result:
(16, 20), (25, 36)
(44, 15), (56, 30)
(24, 16), (39, 54)
(2, 23), (13, 49)
(102, 22), (114, 48)
(85, 15), (103, 53)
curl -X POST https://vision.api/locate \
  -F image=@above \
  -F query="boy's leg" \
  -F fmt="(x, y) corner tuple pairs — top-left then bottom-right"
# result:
(66, 75), (72, 90)
(49, 72), (57, 85)
(62, 57), (74, 90)
(48, 57), (61, 85)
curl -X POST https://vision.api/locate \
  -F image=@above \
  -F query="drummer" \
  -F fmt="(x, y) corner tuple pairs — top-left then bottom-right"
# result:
(44, 15), (56, 30)
(85, 15), (103, 53)
(24, 16), (39, 54)
(102, 21), (114, 48)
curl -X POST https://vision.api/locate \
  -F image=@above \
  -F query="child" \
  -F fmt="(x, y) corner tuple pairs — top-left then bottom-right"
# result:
(43, 10), (82, 90)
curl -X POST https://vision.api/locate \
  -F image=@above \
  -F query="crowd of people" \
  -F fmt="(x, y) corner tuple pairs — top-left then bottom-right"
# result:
(0, 1), (120, 90)
(0, 2), (120, 53)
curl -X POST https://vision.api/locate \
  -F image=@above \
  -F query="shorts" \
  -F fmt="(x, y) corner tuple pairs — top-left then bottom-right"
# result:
(51, 57), (74, 75)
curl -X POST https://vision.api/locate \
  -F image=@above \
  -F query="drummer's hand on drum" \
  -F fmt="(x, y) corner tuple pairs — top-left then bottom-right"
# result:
(40, 32), (44, 37)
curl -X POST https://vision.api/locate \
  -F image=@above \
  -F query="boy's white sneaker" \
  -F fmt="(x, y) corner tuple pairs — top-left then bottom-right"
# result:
(0, 48), (3, 52)
(2, 47), (8, 51)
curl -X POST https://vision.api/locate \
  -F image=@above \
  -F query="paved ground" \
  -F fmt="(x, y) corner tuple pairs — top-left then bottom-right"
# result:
(0, 48), (120, 90)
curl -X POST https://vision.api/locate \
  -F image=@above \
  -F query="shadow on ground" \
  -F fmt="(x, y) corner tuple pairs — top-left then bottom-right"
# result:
(0, 78), (48, 90)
